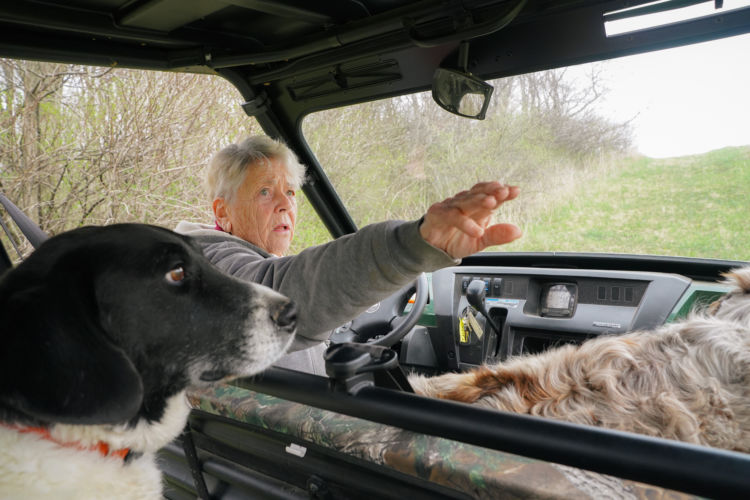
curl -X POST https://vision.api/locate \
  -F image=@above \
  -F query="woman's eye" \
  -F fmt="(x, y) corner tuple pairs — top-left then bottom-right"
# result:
(259, 188), (269, 196)
(165, 266), (185, 285)
(287, 189), (296, 197)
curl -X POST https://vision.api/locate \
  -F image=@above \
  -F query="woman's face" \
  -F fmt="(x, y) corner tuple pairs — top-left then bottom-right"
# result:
(224, 158), (297, 255)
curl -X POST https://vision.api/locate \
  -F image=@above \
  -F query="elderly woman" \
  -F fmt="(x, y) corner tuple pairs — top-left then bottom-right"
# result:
(176, 136), (521, 374)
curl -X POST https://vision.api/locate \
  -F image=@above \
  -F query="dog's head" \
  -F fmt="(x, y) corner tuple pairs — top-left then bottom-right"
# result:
(0, 223), (296, 427)
(708, 266), (750, 323)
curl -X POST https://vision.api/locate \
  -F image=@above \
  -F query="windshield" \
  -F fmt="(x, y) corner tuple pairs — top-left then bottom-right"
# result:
(302, 33), (750, 261)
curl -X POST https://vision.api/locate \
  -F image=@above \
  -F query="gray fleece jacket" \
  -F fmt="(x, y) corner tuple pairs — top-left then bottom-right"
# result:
(175, 219), (458, 374)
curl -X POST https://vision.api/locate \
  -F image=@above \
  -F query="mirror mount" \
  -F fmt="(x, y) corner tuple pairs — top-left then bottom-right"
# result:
(432, 42), (494, 120)
(457, 40), (470, 72)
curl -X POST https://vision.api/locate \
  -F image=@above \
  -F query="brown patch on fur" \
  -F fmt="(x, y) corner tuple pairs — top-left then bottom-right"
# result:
(588, 411), (601, 426)
(438, 366), (553, 408)
(710, 267), (750, 314)
(707, 298), (723, 315)
(495, 368), (554, 407)
(436, 366), (494, 403)
(438, 383), (484, 403)
(725, 268), (750, 293)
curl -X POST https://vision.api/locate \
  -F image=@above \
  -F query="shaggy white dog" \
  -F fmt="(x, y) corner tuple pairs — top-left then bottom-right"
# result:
(410, 267), (750, 452)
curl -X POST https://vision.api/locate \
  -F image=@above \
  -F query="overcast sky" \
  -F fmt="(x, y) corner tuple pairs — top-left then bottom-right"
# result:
(597, 32), (750, 158)
(593, 3), (750, 158)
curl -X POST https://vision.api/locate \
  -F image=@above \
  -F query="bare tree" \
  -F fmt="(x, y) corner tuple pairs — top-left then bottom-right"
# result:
(1, 60), (260, 258)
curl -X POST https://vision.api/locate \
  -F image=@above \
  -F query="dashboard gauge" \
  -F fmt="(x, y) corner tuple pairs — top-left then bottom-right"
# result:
(541, 283), (578, 317)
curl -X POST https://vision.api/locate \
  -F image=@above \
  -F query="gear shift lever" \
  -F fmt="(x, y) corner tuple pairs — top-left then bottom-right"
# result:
(466, 279), (501, 335)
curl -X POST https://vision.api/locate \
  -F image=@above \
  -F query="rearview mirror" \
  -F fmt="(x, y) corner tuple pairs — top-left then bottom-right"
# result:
(432, 68), (494, 120)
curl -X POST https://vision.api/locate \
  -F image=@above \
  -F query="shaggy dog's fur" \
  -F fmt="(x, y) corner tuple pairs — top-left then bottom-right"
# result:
(0, 224), (297, 499)
(410, 267), (750, 452)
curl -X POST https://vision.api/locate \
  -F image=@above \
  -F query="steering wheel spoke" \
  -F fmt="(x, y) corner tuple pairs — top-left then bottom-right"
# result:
(332, 273), (428, 347)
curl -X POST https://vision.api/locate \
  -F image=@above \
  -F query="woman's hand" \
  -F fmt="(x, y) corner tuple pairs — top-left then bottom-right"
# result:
(419, 181), (522, 259)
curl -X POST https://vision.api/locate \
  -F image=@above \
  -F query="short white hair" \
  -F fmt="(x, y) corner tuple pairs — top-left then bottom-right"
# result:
(205, 136), (306, 203)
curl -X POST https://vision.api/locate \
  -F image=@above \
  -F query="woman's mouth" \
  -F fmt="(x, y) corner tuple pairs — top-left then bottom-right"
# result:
(273, 224), (290, 232)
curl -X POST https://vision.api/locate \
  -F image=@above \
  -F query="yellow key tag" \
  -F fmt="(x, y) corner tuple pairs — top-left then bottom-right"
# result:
(459, 307), (483, 345)
(459, 317), (469, 344)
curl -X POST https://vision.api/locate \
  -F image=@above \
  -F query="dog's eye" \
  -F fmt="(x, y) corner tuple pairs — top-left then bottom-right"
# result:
(165, 266), (185, 285)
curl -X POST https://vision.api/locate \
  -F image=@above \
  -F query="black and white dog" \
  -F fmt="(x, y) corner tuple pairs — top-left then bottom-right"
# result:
(0, 224), (297, 499)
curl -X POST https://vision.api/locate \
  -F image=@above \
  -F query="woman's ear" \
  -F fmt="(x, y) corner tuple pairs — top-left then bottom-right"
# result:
(212, 197), (232, 233)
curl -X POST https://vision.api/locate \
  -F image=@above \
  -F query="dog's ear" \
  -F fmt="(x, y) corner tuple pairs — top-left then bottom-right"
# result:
(708, 266), (750, 316)
(725, 267), (750, 294)
(0, 273), (144, 425)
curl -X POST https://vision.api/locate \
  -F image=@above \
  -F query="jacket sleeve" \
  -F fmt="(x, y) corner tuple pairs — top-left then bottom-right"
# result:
(200, 219), (458, 351)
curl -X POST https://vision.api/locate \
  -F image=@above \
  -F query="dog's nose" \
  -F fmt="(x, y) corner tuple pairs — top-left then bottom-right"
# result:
(271, 300), (297, 330)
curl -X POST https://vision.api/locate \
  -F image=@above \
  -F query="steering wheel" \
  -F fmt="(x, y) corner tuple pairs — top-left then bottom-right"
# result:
(330, 273), (429, 348)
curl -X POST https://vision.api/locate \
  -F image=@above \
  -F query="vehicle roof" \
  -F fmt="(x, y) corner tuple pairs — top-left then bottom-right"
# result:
(3, 0), (750, 119)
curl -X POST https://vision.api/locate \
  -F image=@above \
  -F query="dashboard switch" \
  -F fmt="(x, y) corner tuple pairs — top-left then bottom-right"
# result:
(492, 278), (503, 297)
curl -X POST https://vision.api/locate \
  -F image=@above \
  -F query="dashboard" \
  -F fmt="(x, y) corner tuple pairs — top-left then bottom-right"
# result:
(400, 265), (730, 373)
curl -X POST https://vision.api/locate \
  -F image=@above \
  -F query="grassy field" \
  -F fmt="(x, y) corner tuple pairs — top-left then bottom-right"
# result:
(501, 146), (750, 261)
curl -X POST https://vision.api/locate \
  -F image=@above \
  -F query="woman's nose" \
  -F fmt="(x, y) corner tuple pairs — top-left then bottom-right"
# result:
(274, 189), (292, 211)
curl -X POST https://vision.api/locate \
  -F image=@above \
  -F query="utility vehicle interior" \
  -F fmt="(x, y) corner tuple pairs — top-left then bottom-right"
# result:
(2, 0), (750, 498)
